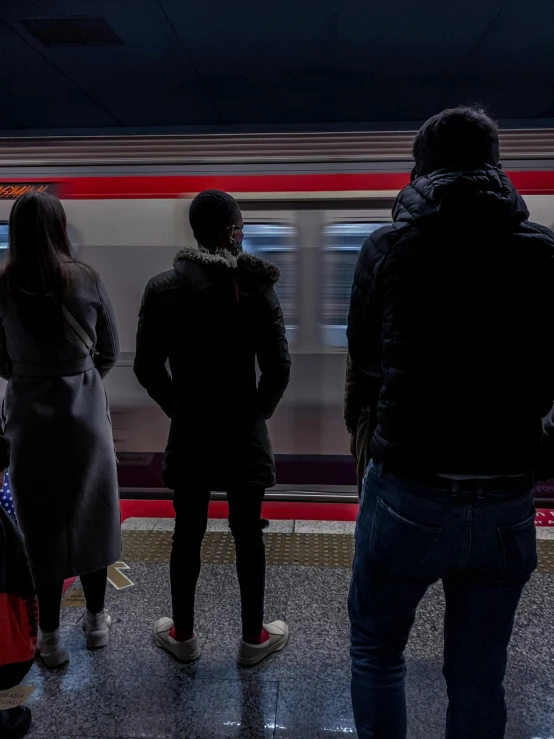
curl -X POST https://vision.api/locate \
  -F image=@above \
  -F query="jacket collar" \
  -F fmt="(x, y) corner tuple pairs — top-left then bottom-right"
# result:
(393, 165), (529, 225)
(173, 247), (280, 286)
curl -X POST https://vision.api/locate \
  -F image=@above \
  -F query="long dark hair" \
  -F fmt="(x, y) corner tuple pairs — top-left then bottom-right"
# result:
(0, 191), (76, 339)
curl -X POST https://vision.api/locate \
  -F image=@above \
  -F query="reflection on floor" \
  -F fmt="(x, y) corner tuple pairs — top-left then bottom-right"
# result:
(20, 519), (554, 739)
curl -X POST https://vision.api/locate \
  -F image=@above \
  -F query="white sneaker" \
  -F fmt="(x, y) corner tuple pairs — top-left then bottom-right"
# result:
(37, 629), (69, 668)
(237, 620), (289, 667)
(153, 617), (201, 662)
(82, 609), (112, 649)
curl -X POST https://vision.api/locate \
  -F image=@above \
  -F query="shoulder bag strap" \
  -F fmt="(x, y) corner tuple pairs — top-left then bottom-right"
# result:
(62, 306), (95, 356)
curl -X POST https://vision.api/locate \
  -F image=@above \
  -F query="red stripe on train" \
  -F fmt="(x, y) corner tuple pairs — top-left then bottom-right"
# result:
(2, 171), (554, 198)
(59, 173), (411, 198)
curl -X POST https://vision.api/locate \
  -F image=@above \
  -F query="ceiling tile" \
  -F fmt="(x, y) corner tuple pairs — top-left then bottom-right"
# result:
(2, 0), (221, 126)
(464, 0), (554, 77)
(335, 0), (508, 78)
(159, 0), (339, 78)
(0, 24), (119, 128)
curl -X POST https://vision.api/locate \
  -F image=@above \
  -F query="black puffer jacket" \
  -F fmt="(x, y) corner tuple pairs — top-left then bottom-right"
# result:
(134, 248), (291, 491)
(348, 166), (554, 477)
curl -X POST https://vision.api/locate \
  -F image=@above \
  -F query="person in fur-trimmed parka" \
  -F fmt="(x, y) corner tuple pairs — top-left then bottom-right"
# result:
(135, 190), (291, 667)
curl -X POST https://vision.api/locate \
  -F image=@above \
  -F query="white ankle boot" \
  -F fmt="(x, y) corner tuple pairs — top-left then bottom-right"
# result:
(37, 629), (69, 668)
(82, 609), (112, 649)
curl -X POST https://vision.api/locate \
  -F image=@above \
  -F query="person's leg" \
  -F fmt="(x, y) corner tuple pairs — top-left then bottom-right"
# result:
(152, 489), (209, 662)
(170, 488), (211, 636)
(36, 580), (64, 632)
(349, 463), (452, 739)
(227, 486), (265, 641)
(442, 572), (526, 739)
(80, 567), (111, 649)
(81, 567), (107, 614)
(36, 580), (69, 667)
(442, 487), (536, 739)
(349, 554), (429, 738)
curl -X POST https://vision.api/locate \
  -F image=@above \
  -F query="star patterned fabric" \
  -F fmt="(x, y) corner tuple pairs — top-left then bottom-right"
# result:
(0, 470), (15, 520)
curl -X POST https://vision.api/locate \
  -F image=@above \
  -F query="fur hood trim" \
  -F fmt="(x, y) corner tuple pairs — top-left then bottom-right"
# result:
(174, 247), (280, 284)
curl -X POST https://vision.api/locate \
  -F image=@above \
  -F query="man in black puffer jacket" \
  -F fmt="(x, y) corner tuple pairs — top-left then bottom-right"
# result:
(347, 107), (554, 739)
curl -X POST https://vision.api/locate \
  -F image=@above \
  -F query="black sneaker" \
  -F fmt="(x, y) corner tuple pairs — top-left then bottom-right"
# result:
(0, 706), (32, 739)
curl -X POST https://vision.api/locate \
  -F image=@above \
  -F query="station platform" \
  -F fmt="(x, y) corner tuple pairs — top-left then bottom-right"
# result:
(18, 507), (554, 739)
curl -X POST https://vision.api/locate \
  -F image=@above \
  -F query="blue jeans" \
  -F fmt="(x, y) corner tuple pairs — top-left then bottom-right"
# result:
(349, 461), (537, 739)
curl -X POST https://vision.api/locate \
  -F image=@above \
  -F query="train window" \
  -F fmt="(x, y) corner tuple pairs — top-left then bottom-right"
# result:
(243, 224), (297, 339)
(321, 222), (391, 347)
(0, 224), (7, 253)
(0, 223), (72, 258)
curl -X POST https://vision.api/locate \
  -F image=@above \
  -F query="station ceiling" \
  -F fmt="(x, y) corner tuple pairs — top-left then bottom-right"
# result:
(0, 0), (552, 135)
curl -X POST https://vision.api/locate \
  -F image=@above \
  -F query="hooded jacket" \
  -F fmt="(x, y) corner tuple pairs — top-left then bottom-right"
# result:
(134, 247), (291, 491)
(347, 166), (554, 477)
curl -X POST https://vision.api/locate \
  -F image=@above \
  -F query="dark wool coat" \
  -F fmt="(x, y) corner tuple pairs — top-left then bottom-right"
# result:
(135, 248), (291, 491)
(0, 264), (121, 585)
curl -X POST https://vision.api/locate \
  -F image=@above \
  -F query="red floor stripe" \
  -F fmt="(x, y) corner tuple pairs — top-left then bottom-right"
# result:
(62, 576), (77, 595)
(120, 499), (175, 520)
(535, 509), (554, 526)
(119, 499), (359, 522)
(119, 500), (554, 526)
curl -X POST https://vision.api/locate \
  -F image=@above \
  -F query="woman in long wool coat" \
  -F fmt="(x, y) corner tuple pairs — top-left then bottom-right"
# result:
(0, 191), (120, 668)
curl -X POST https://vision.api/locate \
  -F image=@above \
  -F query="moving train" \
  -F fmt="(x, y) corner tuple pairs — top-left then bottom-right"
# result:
(1, 130), (554, 501)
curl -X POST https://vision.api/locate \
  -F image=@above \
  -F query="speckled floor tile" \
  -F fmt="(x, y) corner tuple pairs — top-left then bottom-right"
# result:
(194, 564), (288, 620)
(264, 520), (295, 533)
(24, 657), (124, 738)
(63, 563), (201, 680)
(152, 517), (175, 531)
(20, 562), (554, 739)
(150, 517), (295, 533)
(121, 517), (159, 531)
(114, 676), (278, 738)
(204, 518), (295, 533)
(294, 520), (356, 535)
(28, 736), (113, 739)
(536, 526), (554, 539)
(283, 566), (351, 625)
(190, 574), (289, 681)
(274, 678), (356, 738)
(206, 518), (232, 532)
(196, 566), (350, 681)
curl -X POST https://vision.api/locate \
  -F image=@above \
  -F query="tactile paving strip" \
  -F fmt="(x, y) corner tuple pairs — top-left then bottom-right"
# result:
(537, 540), (554, 574)
(121, 531), (354, 568)
(122, 531), (554, 572)
(293, 533), (355, 567)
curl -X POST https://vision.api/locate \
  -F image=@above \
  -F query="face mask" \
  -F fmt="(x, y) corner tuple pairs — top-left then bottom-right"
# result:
(228, 226), (244, 256)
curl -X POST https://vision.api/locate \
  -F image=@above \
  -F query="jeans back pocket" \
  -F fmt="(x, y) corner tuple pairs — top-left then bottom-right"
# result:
(369, 496), (444, 574)
(498, 513), (537, 579)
